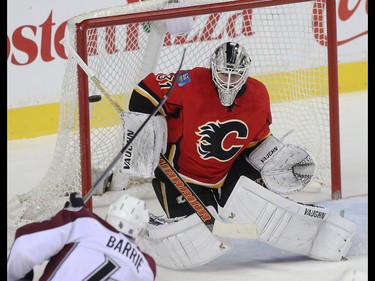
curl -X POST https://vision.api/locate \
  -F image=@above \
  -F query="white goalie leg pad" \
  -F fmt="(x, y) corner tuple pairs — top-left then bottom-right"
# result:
(119, 111), (167, 178)
(246, 134), (317, 194)
(219, 176), (356, 261)
(138, 211), (231, 270)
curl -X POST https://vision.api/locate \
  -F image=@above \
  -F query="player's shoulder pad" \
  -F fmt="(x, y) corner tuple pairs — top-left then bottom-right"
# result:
(177, 71), (191, 87)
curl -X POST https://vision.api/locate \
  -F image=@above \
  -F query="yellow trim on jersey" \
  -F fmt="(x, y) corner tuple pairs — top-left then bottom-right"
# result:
(167, 144), (177, 163)
(246, 131), (272, 148)
(134, 86), (167, 116)
(181, 172), (226, 189)
(160, 181), (170, 218)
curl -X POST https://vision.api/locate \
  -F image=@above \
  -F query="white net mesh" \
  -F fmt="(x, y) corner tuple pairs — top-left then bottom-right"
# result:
(8, 0), (337, 230)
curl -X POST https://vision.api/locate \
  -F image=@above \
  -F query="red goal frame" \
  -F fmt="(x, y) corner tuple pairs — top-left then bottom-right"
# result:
(73, 0), (341, 209)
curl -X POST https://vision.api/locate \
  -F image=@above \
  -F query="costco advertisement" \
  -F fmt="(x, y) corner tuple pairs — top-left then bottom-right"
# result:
(7, 0), (368, 109)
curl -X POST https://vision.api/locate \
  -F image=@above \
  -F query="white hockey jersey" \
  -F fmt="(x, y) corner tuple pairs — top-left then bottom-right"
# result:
(7, 206), (156, 281)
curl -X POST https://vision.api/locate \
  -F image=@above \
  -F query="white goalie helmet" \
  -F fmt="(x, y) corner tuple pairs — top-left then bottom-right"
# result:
(106, 194), (150, 242)
(211, 42), (251, 106)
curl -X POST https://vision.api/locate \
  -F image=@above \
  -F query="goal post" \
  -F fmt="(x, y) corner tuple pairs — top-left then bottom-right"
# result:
(9, 0), (341, 227)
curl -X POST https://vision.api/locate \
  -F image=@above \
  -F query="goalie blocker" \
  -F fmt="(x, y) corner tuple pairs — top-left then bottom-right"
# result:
(120, 111), (167, 178)
(108, 111), (167, 191)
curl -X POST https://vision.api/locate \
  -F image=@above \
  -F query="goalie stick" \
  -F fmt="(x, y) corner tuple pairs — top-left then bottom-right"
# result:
(158, 154), (260, 239)
(158, 154), (214, 224)
(62, 39), (259, 238)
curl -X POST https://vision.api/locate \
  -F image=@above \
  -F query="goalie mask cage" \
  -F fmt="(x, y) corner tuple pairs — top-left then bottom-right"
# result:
(10, 0), (341, 225)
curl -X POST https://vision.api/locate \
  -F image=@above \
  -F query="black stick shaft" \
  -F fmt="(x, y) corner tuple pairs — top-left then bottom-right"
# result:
(158, 154), (216, 225)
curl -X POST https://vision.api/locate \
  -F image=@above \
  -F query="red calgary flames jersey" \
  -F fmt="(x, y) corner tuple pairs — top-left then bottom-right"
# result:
(130, 67), (272, 188)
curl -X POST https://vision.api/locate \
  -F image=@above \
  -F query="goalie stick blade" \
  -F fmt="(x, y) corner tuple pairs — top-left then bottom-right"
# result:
(212, 220), (260, 239)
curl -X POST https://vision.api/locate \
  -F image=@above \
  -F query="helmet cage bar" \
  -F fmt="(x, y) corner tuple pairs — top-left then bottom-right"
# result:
(212, 65), (248, 91)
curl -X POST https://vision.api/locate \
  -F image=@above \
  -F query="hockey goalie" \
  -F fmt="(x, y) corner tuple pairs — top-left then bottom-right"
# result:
(109, 38), (356, 269)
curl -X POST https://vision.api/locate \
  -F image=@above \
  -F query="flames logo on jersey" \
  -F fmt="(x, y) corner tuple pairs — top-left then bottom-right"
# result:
(196, 120), (248, 162)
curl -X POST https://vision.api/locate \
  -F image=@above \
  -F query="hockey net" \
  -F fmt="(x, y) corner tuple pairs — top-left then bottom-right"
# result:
(8, 0), (340, 230)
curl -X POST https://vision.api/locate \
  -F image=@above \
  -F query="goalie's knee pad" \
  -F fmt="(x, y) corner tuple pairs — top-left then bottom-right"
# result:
(138, 210), (231, 270)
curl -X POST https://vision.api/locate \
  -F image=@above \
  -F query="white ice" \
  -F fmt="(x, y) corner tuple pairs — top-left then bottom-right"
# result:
(7, 91), (368, 281)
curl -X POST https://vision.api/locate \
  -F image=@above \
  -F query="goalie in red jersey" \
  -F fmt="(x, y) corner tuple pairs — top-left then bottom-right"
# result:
(123, 42), (355, 269)
(129, 41), (276, 217)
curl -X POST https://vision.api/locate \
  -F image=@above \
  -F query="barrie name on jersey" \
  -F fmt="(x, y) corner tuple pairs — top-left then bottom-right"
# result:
(7, 207), (156, 281)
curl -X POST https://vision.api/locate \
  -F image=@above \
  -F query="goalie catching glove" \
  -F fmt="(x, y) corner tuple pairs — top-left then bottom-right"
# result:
(246, 133), (317, 194)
